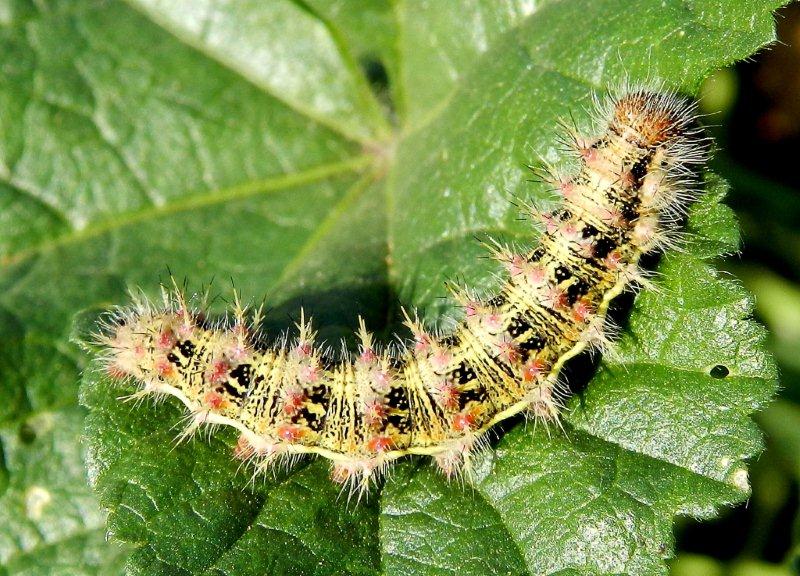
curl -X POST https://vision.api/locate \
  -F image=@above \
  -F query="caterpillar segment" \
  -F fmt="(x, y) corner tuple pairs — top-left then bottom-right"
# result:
(98, 87), (705, 494)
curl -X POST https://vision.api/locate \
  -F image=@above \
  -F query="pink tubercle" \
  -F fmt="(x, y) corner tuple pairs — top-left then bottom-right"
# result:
(157, 329), (177, 350)
(203, 390), (226, 411)
(542, 284), (567, 310)
(277, 424), (305, 443)
(558, 179), (576, 199)
(579, 146), (599, 165)
(208, 359), (230, 383)
(374, 369), (391, 389)
(233, 434), (255, 460)
(577, 238), (595, 258)
(560, 222), (580, 243)
(295, 342), (312, 358)
(632, 218), (658, 245)
(298, 363), (319, 383)
(494, 334), (521, 364)
(483, 313), (503, 332)
(511, 254), (526, 276)
(430, 349), (452, 371)
(619, 170), (635, 189)
(363, 399), (386, 426)
(598, 206), (624, 228)
(526, 264), (547, 286)
(464, 300), (482, 318)
(435, 380), (460, 410)
(228, 342), (250, 362)
(176, 321), (194, 340)
(330, 462), (359, 485)
(359, 348), (377, 364)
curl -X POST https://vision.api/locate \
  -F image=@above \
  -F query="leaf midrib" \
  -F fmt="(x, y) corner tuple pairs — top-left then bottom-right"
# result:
(0, 155), (372, 269)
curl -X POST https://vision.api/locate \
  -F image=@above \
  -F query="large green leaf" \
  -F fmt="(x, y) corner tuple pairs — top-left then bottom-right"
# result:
(0, 0), (784, 574)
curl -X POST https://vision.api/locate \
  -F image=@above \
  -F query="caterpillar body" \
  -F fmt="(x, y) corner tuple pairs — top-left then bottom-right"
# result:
(97, 87), (706, 493)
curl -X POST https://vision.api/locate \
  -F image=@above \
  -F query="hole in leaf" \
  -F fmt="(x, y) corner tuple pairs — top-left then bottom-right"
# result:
(18, 422), (37, 444)
(710, 364), (730, 379)
(361, 57), (389, 92)
(359, 56), (396, 119)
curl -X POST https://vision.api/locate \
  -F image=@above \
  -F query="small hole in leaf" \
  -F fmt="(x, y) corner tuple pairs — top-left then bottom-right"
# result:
(361, 57), (389, 92)
(19, 423), (37, 444)
(710, 364), (729, 379)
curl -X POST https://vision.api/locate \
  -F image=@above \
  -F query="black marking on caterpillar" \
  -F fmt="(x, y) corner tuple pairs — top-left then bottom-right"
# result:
(95, 85), (707, 495)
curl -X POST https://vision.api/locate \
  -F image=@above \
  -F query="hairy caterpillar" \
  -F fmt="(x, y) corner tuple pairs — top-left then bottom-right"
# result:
(96, 86), (706, 494)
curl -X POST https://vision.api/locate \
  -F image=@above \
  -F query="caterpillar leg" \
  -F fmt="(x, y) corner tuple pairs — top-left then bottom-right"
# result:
(174, 409), (218, 444)
(330, 458), (388, 500)
(233, 433), (301, 483)
(525, 384), (560, 422)
(432, 435), (482, 482)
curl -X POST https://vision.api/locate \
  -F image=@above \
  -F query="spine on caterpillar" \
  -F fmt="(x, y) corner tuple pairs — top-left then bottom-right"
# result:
(97, 86), (707, 494)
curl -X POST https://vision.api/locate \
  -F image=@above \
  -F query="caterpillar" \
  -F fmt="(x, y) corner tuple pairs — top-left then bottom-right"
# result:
(96, 86), (706, 494)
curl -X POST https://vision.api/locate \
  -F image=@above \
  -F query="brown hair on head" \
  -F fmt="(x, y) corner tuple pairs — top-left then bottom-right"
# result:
(612, 90), (682, 146)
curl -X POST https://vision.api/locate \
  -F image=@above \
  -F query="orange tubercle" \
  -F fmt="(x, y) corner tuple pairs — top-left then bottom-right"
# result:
(453, 410), (479, 432)
(572, 298), (594, 323)
(522, 358), (548, 383)
(282, 391), (306, 415)
(156, 359), (175, 379)
(367, 435), (394, 453)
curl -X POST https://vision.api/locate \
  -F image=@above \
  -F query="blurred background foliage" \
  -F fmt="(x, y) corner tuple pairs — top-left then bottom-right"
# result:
(673, 3), (800, 574)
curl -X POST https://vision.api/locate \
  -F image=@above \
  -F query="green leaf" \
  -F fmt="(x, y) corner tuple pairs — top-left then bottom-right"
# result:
(0, 0), (784, 574)
(0, 318), (130, 575)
